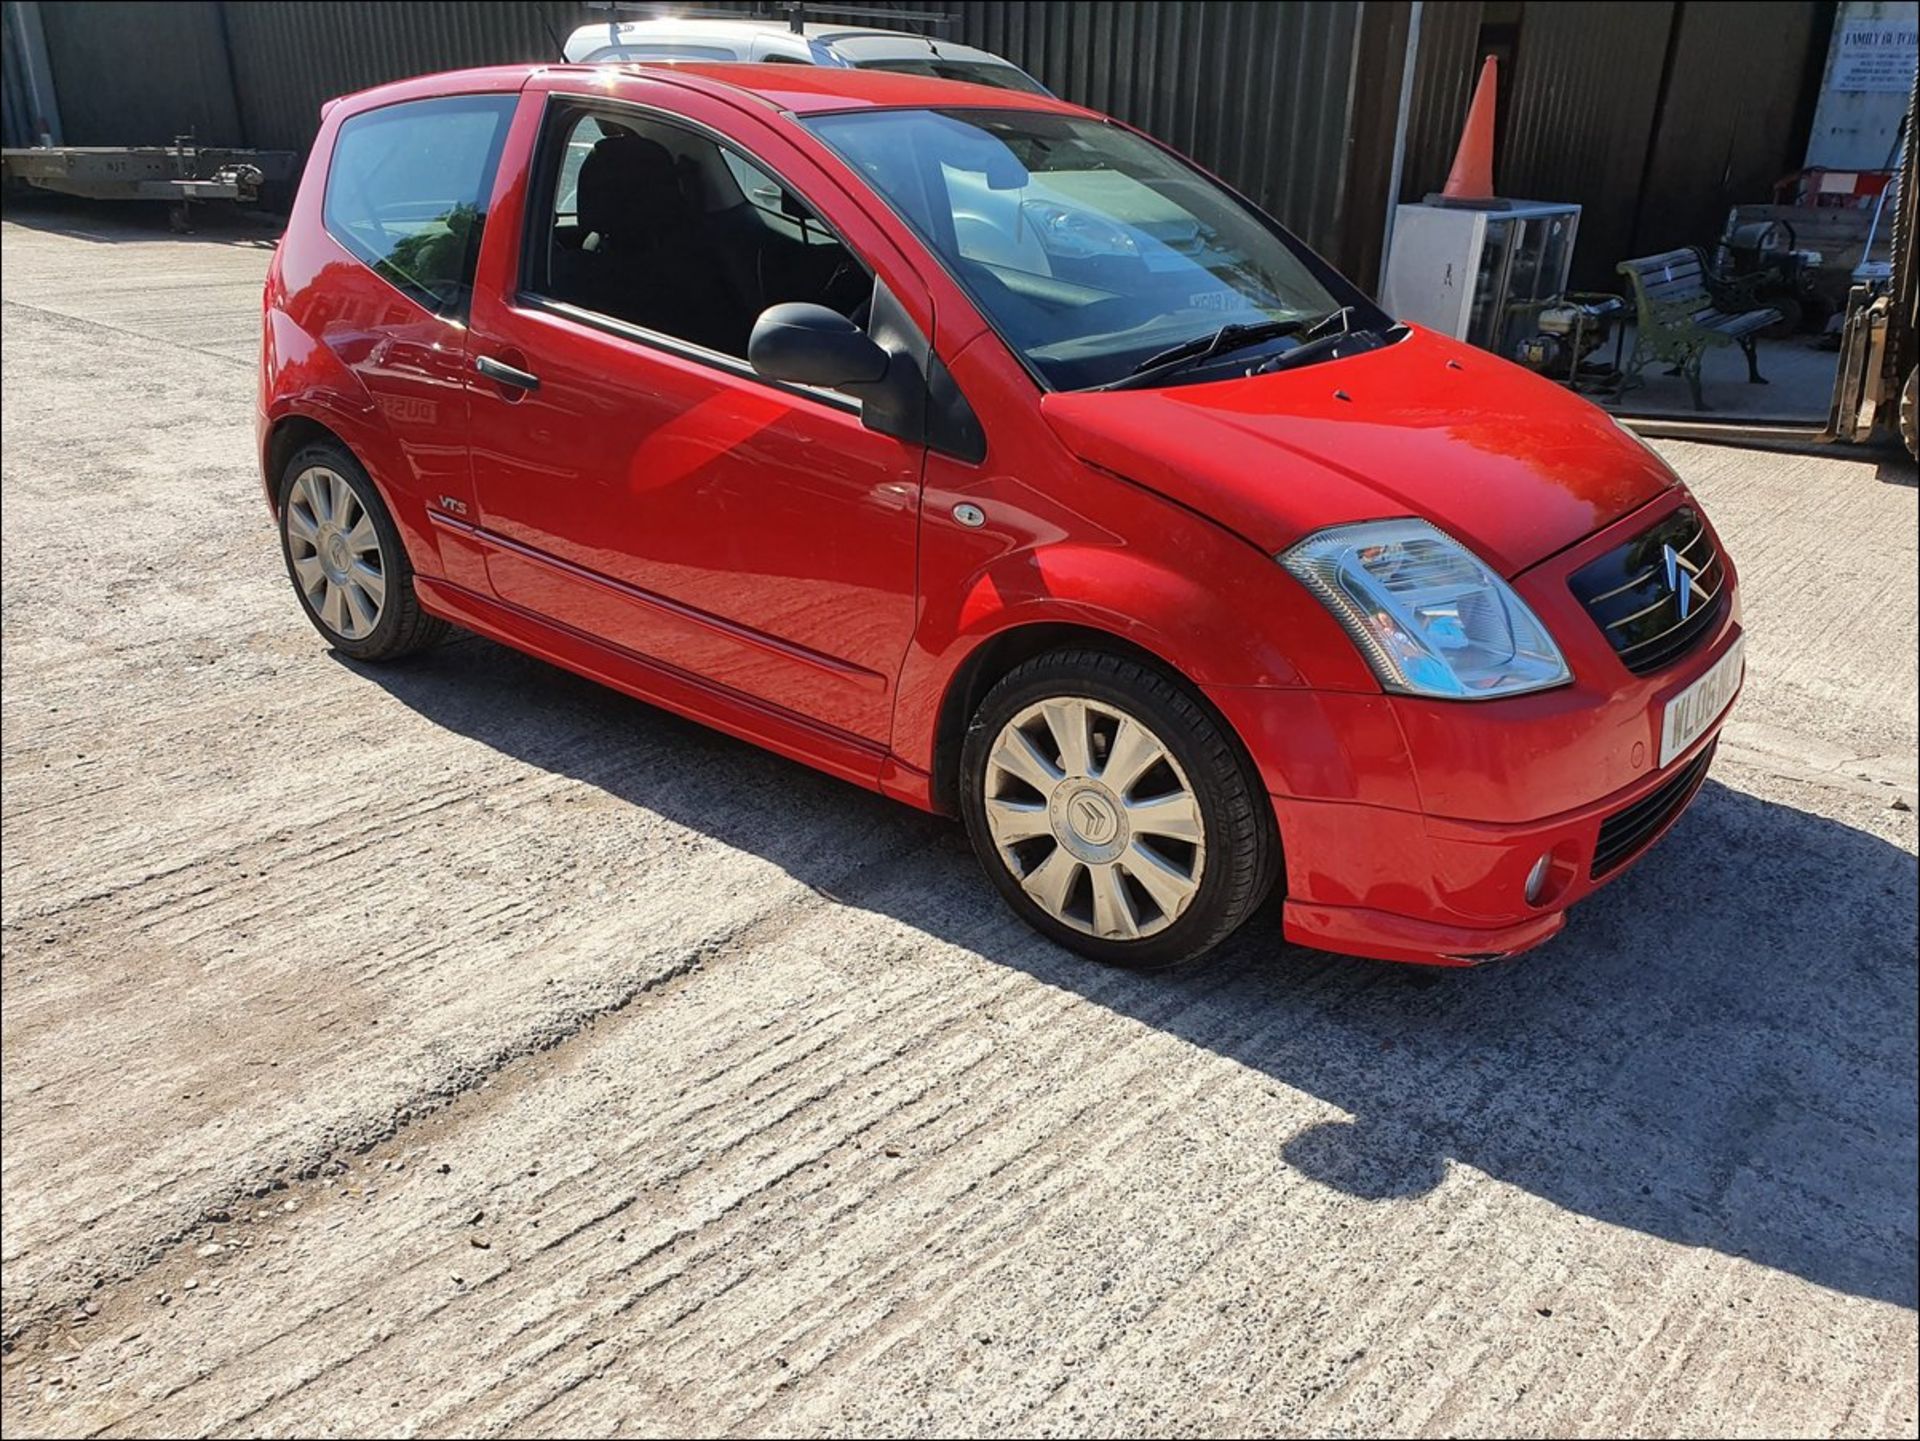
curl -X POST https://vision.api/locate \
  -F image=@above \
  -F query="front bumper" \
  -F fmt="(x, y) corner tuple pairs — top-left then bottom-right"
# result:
(1271, 721), (1727, 965)
(1205, 489), (1743, 966)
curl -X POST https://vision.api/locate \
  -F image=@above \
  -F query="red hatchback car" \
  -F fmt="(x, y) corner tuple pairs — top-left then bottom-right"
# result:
(260, 63), (1744, 970)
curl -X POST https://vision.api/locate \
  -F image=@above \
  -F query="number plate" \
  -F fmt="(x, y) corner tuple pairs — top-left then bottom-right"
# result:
(1659, 635), (1744, 769)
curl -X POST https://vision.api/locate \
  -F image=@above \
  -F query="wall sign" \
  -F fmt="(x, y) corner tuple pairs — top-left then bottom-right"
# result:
(1831, 16), (1919, 94)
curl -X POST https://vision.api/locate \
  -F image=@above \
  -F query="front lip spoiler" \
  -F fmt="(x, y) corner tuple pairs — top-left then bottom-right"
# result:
(1281, 900), (1565, 967)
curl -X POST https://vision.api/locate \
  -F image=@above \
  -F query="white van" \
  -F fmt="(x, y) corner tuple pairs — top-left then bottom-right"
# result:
(561, 15), (1048, 94)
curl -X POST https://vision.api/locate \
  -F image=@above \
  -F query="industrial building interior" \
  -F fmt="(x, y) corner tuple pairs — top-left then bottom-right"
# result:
(1383, 0), (1910, 431)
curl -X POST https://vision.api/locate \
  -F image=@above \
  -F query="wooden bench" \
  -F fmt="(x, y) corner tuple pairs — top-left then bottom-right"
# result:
(1617, 249), (1781, 411)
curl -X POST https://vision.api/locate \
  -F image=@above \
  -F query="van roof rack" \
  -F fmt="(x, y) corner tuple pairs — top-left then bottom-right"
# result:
(580, 2), (958, 36)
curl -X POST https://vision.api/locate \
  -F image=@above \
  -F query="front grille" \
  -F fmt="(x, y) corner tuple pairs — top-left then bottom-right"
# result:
(1570, 507), (1726, 674)
(1591, 740), (1716, 878)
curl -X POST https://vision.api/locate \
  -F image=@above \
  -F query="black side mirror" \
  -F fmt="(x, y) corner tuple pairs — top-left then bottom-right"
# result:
(745, 282), (982, 461)
(748, 303), (889, 389)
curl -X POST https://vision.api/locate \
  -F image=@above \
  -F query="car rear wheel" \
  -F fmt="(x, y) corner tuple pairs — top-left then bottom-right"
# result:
(959, 649), (1279, 970)
(277, 441), (446, 661)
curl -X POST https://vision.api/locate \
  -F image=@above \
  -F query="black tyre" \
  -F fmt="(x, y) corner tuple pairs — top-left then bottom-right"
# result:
(959, 648), (1279, 970)
(276, 441), (447, 662)
(1761, 296), (1803, 340)
(1901, 364), (1917, 463)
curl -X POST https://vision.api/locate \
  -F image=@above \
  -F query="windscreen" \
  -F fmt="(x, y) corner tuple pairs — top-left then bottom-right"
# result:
(804, 107), (1364, 389)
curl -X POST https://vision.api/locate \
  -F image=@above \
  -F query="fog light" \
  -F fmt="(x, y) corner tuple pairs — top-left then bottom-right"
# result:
(1525, 852), (1554, 906)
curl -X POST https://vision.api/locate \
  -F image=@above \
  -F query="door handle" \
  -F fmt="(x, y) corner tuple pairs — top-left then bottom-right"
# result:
(475, 354), (540, 391)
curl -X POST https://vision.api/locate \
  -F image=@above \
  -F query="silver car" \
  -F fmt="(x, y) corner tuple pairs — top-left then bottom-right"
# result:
(560, 15), (1048, 94)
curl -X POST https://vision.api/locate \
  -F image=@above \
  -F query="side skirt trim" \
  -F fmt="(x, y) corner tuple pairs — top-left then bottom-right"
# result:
(414, 574), (895, 794)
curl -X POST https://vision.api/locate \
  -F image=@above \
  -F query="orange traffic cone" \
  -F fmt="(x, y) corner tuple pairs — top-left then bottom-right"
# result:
(1441, 56), (1498, 201)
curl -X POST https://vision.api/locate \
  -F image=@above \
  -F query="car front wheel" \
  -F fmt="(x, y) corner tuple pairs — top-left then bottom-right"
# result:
(959, 649), (1279, 970)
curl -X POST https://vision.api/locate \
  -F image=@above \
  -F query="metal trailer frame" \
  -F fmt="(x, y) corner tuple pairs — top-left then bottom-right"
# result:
(1, 139), (297, 226)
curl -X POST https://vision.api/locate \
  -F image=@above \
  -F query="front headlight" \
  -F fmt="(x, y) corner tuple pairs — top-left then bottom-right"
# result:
(1280, 519), (1571, 700)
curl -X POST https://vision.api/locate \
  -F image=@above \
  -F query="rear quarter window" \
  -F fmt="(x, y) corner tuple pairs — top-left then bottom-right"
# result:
(322, 94), (517, 314)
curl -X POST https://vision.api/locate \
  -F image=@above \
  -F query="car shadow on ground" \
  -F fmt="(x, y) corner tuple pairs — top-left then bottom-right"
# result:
(0, 196), (280, 247)
(343, 632), (1919, 1311)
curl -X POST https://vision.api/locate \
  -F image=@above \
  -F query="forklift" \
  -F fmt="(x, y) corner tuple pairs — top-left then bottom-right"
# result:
(1830, 107), (1918, 462)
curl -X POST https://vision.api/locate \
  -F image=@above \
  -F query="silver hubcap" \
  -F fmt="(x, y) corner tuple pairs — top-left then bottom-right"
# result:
(286, 466), (385, 641)
(982, 696), (1206, 941)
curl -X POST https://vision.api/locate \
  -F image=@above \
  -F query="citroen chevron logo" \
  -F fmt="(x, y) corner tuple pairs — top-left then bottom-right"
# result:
(1663, 543), (1704, 621)
(1074, 795), (1116, 843)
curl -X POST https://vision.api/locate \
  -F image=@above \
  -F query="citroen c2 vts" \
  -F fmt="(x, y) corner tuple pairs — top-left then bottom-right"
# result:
(259, 63), (1743, 970)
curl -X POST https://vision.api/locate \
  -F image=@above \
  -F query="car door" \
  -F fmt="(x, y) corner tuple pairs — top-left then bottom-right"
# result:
(306, 93), (519, 531)
(462, 88), (924, 746)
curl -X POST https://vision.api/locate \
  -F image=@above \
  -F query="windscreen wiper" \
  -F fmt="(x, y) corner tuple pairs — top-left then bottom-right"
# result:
(1244, 326), (1382, 374)
(1300, 303), (1359, 340)
(1098, 317), (1308, 391)
(1244, 305), (1397, 377)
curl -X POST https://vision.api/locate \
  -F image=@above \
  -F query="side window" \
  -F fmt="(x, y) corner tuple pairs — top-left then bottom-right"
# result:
(721, 151), (844, 246)
(322, 94), (516, 314)
(528, 106), (873, 364)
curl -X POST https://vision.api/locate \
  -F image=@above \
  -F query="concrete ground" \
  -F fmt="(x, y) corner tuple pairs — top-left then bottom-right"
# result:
(1600, 324), (1841, 424)
(2, 201), (1916, 1439)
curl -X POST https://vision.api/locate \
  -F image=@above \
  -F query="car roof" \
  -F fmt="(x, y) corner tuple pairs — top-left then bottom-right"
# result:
(568, 17), (865, 41)
(568, 17), (939, 40)
(566, 16), (1008, 51)
(651, 61), (1076, 115)
(329, 62), (1082, 123)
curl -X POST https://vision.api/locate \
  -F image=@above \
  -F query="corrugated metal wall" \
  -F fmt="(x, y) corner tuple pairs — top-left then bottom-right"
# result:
(8, 0), (1839, 297)
(1399, 0), (1832, 289)
(1631, 0), (1830, 260)
(2, 10), (31, 148)
(220, 0), (585, 155)
(1399, 0), (1483, 201)
(943, 1), (1390, 266)
(4, 0), (1407, 281)
(36, 0), (244, 146)
(1499, 0), (1676, 289)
